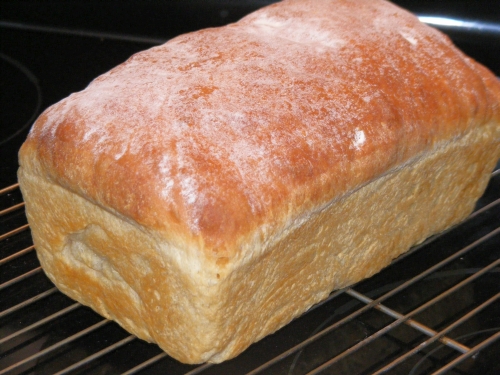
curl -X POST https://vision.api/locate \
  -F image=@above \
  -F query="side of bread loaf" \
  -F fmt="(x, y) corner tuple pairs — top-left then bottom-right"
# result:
(18, 0), (500, 364)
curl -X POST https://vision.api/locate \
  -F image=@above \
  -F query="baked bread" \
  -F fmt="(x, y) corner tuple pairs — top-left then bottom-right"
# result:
(18, 0), (500, 364)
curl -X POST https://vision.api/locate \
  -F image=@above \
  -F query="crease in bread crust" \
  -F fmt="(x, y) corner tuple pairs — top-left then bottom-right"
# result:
(18, 120), (500, 363)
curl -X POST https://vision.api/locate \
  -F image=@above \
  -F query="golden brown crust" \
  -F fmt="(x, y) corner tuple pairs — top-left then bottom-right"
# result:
(19, 0), (500, 260)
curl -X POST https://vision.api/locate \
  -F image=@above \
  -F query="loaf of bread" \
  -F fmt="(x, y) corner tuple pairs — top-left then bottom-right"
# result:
(18, 0), (500, 364)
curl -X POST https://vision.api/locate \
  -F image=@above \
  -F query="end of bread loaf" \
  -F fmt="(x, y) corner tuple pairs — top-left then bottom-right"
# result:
(18, 0), (500, 364)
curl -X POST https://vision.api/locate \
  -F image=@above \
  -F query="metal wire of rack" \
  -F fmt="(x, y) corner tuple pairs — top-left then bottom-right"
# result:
(1, 167), (499, 375)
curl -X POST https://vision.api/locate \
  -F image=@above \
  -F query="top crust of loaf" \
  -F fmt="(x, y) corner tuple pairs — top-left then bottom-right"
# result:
(19, 0), (500, 264)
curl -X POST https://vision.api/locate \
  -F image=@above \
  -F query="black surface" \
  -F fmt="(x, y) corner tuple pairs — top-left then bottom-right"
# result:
(2, 1), (499, 37)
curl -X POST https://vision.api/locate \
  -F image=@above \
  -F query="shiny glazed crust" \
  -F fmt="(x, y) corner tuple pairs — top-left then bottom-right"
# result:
(18, 0), (500, 364)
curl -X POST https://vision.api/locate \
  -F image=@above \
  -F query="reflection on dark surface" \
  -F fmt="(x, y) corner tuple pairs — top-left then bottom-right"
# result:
(0, 53), (41, 147)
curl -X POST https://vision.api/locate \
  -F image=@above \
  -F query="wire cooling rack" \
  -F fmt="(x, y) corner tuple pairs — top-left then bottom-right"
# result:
(1, 166), (499, 375)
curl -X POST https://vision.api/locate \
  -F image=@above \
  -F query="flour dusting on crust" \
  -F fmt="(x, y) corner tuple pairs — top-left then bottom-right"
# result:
(29, 0), (495, 245)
